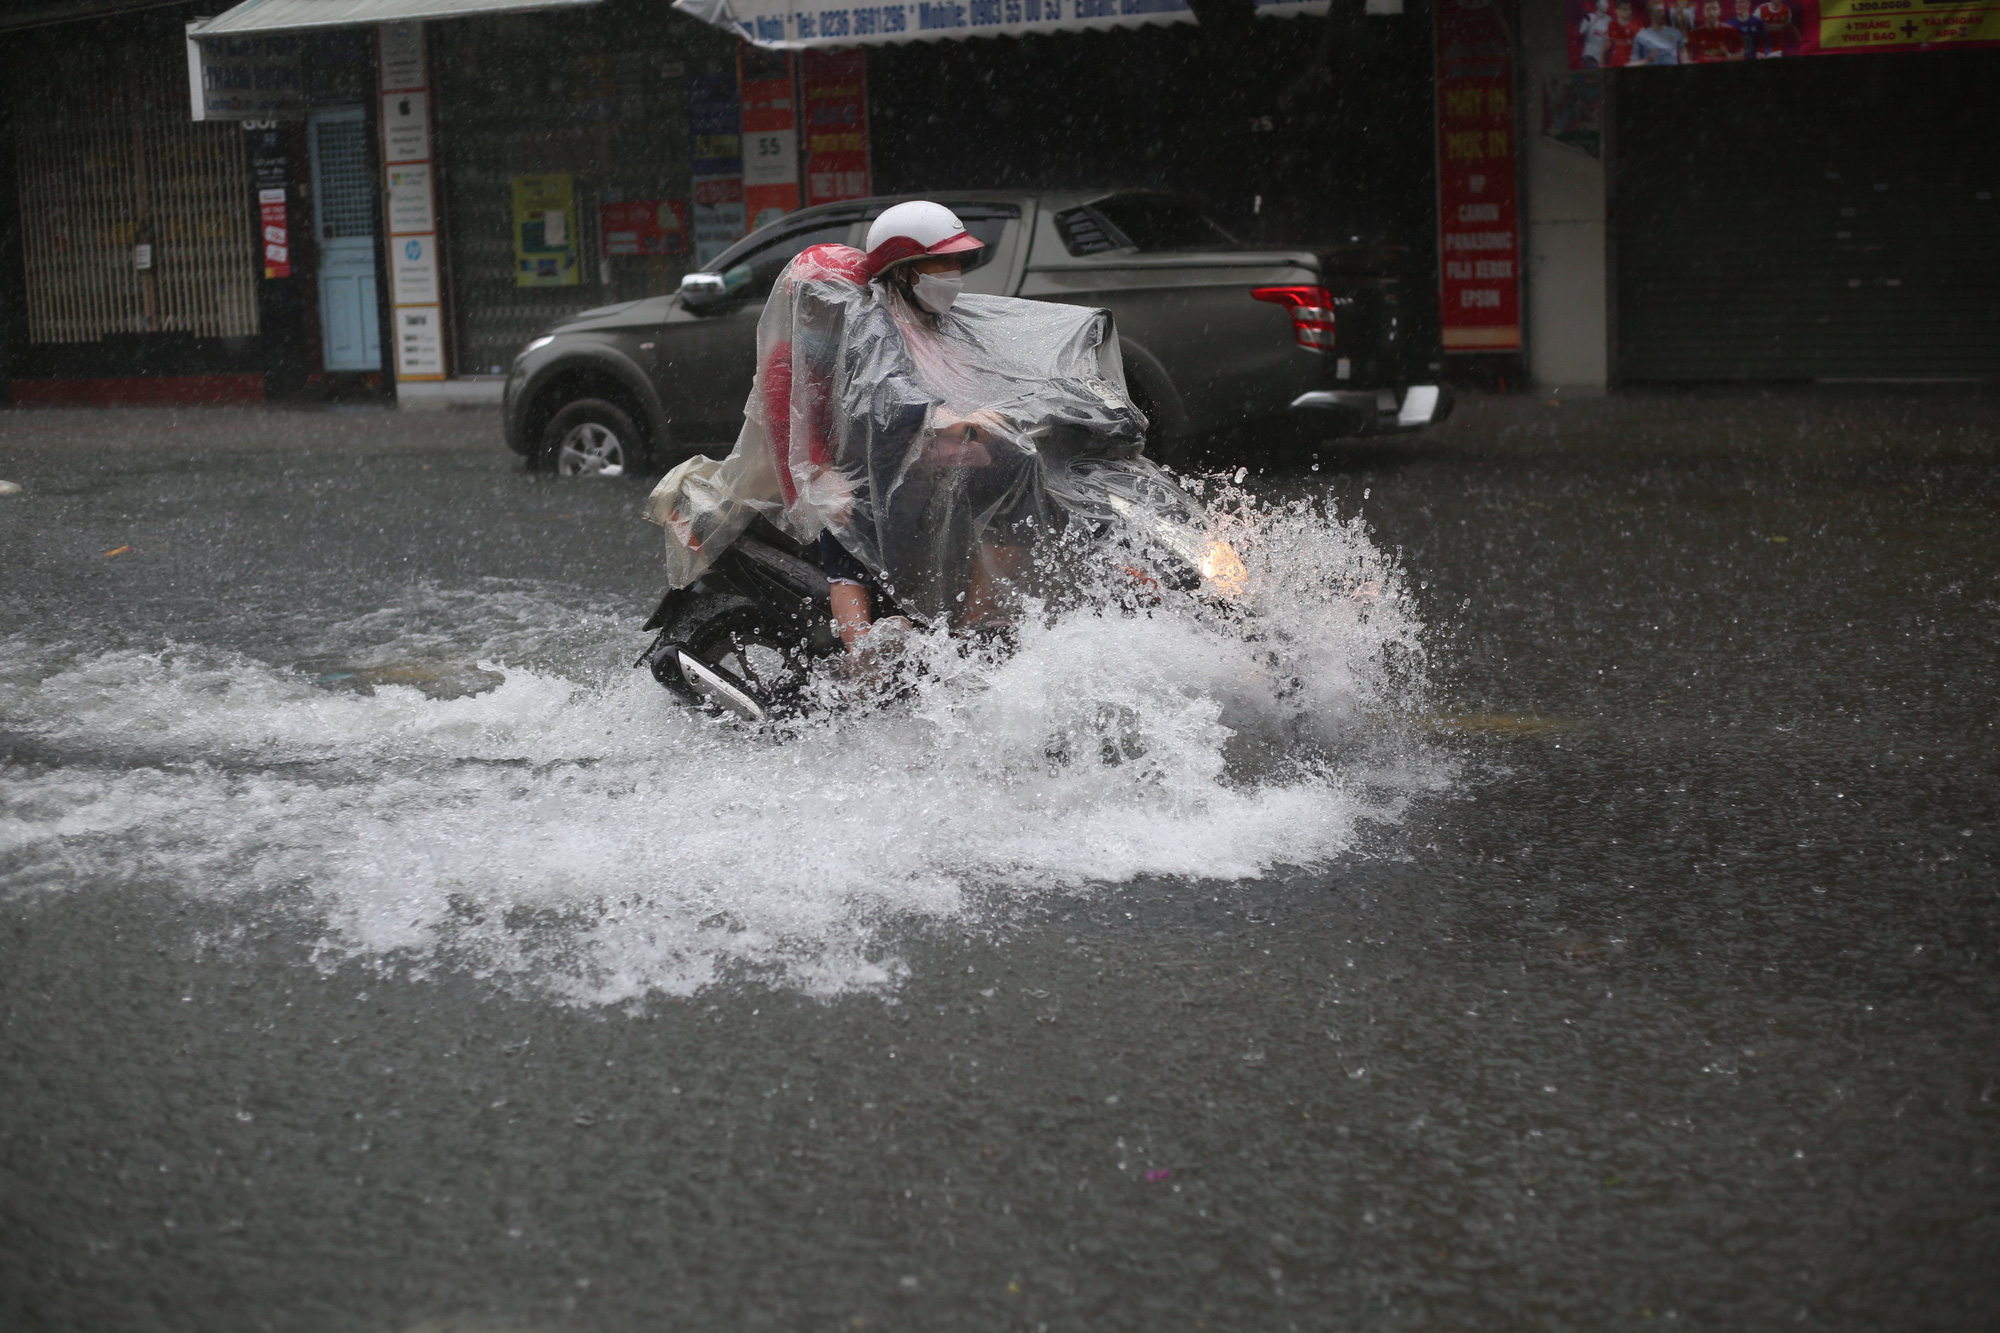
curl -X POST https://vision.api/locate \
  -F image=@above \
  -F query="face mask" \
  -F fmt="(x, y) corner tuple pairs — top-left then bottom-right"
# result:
(910, 270), (963, 315)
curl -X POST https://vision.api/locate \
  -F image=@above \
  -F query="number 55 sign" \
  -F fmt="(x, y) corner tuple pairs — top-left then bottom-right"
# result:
(738, 46), (799, 233)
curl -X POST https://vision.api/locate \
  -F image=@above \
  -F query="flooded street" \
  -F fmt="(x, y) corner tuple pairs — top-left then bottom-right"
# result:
(3, 393), (1996, 1330)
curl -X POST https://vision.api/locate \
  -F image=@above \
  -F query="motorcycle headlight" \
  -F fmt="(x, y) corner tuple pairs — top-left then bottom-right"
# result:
(1198, 539), (1249, 597)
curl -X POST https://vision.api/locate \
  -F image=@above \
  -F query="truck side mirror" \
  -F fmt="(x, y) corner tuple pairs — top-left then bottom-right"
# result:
(678, 272), (729, 308)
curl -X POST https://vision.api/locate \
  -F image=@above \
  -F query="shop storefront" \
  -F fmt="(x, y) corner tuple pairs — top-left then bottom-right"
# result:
(0, 5), (394, 404)
(429, 1), (733, 375)
(166, 0), (1432, 401)
(1526, 0), (2000, 387)
(1, 9), (269, 403)
(3, 0), (1441, 405)
(1611, 50), (2000, 382)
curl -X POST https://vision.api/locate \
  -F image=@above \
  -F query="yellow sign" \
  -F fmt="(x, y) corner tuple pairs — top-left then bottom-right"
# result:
(1818, 0), (2000, 50)
(512, 174), (577, 288)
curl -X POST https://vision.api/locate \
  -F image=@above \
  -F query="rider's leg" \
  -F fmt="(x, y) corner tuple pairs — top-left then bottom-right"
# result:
(830, 581), (874, 651)
(961, 542), (1029, 629)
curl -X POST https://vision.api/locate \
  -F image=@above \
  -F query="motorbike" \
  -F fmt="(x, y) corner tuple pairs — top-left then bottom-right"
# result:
(635, 449), (1247, 722)
(634, 247), (1255, 721)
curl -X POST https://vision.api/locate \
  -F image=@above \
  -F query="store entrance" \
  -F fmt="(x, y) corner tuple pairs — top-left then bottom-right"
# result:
(308, 106), (382, 372)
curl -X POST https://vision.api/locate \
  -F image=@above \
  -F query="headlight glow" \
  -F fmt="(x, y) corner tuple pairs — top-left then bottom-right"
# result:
(521, 335), (556, 356)
(1198, 539), (1249, 597)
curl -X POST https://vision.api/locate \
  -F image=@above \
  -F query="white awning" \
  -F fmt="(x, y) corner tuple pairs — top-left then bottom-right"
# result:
(672, 0), (1327, 50)
(189, 0), (600, 38)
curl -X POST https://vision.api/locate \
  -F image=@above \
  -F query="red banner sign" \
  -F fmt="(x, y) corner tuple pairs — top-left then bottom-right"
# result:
(258, 186), (290, 279)
(599, 199), (689, 257)
(738, 46), (799, 233)
(801, 48), (871, 208)
(1436, 0), (1521, 353)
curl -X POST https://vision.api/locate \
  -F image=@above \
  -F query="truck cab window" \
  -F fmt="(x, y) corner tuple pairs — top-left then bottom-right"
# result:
(1059, 194), (1238, 255)
(714, 213), (864, 304)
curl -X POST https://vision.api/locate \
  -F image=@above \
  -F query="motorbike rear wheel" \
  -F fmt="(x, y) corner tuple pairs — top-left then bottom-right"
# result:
(646, 592), (817, 716)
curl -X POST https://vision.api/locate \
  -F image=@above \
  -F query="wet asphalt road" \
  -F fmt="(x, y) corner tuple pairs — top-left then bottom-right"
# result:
(2, 392), (1997, 1331)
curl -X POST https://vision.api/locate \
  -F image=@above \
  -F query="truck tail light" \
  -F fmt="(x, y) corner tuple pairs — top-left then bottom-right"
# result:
(1251, 286), (1338, 352)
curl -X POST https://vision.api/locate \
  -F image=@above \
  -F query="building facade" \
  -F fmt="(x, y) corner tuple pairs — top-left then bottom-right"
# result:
(0, 0), (1989, 407)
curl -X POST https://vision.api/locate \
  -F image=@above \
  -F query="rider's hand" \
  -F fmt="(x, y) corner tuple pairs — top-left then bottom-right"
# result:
(928, 408), (1006, 467)
(802, 465), (856, 524)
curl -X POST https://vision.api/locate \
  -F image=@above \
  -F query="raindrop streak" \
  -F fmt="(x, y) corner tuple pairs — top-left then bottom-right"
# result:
(0, 497), (1442, 1003)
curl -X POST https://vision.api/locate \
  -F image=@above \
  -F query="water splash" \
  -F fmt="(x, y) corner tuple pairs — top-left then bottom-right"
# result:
(0, 496), (1444, 1004)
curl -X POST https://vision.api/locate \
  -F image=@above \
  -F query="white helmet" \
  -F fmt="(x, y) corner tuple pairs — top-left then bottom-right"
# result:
(863, 200), (984, 275)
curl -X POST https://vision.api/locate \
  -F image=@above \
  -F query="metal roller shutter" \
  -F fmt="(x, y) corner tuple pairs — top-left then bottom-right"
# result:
(11, 35), (258, 344)
(1614, 51), (2000, 382)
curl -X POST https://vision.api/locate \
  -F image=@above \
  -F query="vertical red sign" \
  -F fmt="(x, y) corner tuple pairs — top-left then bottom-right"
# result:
(1435, 0), (1522, 353)
(258, 187), (291, 278)
(802, 49), (871, 208)
(738, 46), (800, 234)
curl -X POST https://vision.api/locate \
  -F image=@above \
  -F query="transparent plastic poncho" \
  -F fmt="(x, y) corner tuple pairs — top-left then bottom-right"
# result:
(645, 243), (1149, 621)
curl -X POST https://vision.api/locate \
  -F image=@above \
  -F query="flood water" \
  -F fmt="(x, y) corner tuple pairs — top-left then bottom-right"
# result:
(2, 393), (1996, 1330)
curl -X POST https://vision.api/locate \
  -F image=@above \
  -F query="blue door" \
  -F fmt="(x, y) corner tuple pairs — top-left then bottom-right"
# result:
(309, 107), (382, 372)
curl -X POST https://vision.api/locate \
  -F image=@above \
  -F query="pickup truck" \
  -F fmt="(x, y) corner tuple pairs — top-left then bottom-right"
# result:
(502, 189), (1450, 477)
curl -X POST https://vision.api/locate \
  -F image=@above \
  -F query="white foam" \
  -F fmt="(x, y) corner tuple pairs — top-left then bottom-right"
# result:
(0, 501), (1445, 1003)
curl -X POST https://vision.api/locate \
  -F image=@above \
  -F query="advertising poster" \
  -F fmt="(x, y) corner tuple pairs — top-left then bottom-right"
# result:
(513, 174), (579, 287)
(601, 199), (689, 256)
(1436, 0), (1522, 353)
(395, 305), (446, 378)
(738, 46), (799, 234)
(1567, 0), (2000, 66)
(381, 90), (429, 165)
(393, 234), (441, 304)
(247, 125), (290, 278)
(689, 71), (745, 267)
(692, 179), (745, 267)
(379, 22), (425, 92)
(387, 165), (435, 234)
(258, 188), (290, 278)
(1542, 71), (1602, 156)
(802, 49), (870, 207)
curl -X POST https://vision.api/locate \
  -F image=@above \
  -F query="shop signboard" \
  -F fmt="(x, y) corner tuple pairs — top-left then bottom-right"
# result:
(739, 47), (800, 234)
(1435, 0), (1521, 354)
(672, 0), (1330, 49)
(802, 49), (870, 207)
(601, 199), (689, 256)
(185, 30), (304, 121)
(514, 174), (580, 286)
(1566, 0), (2000, 65)
(689, 71), (745, 266)
(380, 22), (445, 382)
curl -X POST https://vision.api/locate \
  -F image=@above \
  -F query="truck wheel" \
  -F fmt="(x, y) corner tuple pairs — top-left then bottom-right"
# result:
(539, 398), (652, 477)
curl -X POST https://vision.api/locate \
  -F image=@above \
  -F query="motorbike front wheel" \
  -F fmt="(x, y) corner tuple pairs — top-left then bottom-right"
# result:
(644, 592), (818, 719)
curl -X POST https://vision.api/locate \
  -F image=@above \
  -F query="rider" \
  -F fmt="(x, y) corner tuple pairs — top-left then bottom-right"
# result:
(820, 200), (1025, 650)
(644, 199), (1146, 663)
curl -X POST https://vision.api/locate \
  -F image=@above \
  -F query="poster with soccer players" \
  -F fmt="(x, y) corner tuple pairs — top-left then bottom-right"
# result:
(1566, 0), (2000, 66)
